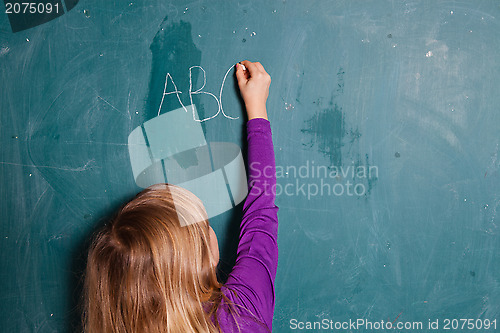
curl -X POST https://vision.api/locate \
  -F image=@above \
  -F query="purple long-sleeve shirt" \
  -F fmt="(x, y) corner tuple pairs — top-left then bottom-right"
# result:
(217, 118), (279, 332)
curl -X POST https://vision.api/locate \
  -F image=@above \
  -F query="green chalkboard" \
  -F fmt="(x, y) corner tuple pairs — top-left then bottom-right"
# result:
(1, 1), (499, 332)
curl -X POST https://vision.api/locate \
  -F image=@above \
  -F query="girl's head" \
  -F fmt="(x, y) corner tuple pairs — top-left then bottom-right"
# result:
(83, 184), (224, 332)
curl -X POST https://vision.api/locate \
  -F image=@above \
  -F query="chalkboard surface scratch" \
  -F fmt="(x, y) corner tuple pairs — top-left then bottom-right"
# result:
(0, 160), (96, 172)
(62, 141), (130, 146)
(0, 46), (10, 56)
(97, 95), (131, 120)
(485, 142), (499, 178)
(409, 108), (462, 150)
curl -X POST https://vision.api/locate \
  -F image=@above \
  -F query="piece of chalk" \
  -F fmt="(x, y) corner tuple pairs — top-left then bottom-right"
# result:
(240, 63), (246, 71)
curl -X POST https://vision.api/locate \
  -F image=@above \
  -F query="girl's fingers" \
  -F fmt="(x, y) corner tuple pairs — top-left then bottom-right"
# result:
(254, 62), (265, 72)
(241, 60), (260, 76)
(240, 60), (252, 68)
(235, 63), (246, 83)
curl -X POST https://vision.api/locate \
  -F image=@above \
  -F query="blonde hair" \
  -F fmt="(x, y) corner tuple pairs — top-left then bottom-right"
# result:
(82, 184), (238, 332)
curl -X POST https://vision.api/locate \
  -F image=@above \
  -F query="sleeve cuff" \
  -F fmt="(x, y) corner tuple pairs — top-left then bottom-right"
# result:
(247, 118), (271, 132)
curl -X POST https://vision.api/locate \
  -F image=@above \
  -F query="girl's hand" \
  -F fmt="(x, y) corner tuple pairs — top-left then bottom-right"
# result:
(235, 60), (271, 120)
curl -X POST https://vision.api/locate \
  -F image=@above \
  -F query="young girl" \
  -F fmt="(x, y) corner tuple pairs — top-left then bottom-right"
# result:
(83, 60), (278, 332)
